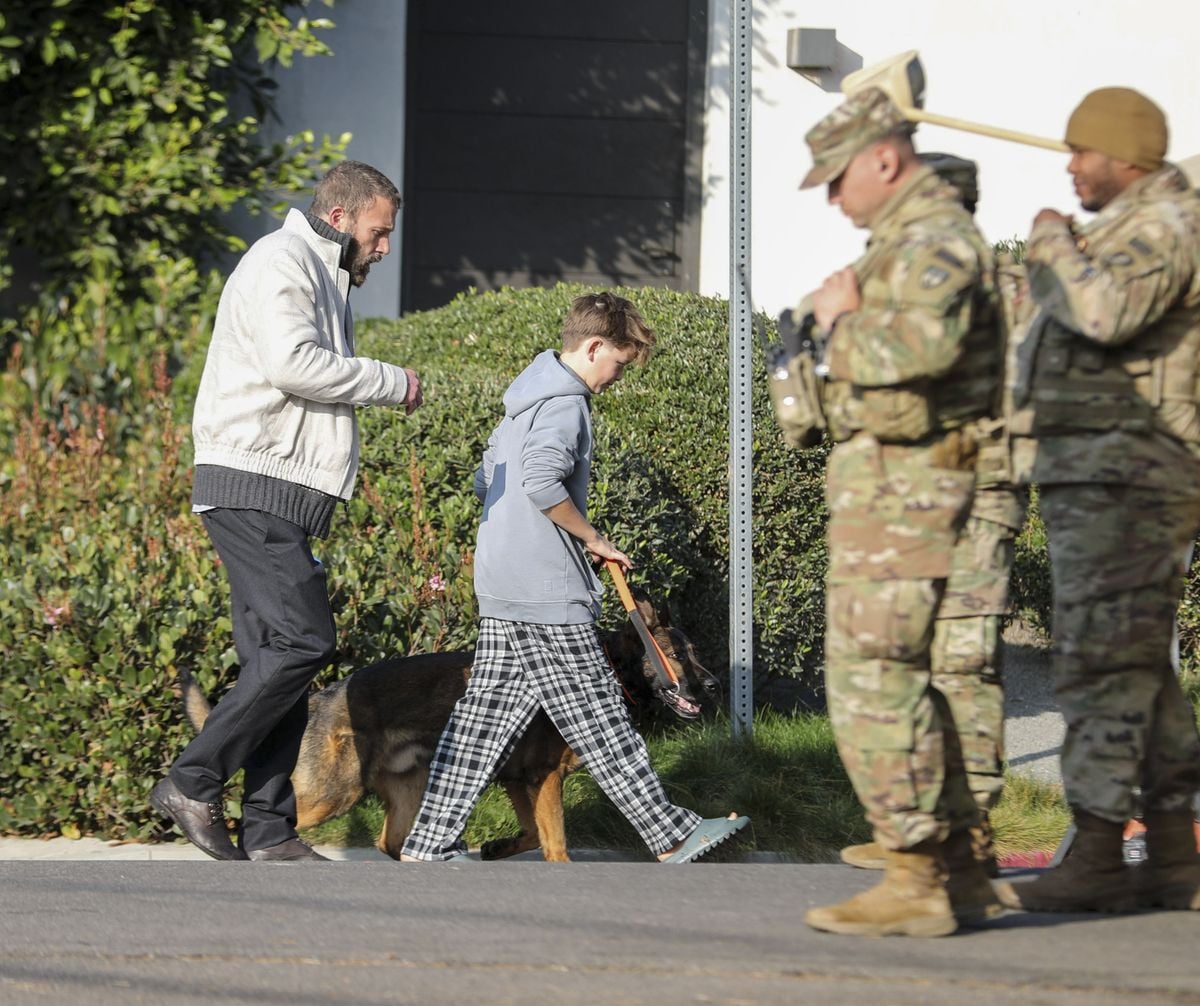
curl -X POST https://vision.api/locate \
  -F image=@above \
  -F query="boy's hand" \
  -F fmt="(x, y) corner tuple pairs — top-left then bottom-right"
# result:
(541, 498), (631, 570)
(585, 535), (631, 572)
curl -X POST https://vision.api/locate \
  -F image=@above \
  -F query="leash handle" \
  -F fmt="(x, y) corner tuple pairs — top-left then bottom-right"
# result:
(604, 560), (678, 688)
(606, 559), (639, 613)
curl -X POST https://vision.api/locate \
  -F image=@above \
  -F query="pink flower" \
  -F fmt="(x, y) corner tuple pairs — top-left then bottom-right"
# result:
(43, 604), (69, 627)
(427, 574), (447, 593)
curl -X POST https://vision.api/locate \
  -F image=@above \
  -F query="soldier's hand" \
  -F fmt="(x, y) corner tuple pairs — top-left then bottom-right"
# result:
(403, 368), (423, 415)
(812, 268), (861, 332)
(1032, 208), (1072, 230)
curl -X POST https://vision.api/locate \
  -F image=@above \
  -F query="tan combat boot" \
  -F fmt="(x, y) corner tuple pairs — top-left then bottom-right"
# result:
(995, 811), (1136, 913)
(839, 839), (887, 870)
(942, 827), (1004, 923)
(806, 840), (957, 937)
(1139, 810), (1200, 910)
(842, 814), (998, 876)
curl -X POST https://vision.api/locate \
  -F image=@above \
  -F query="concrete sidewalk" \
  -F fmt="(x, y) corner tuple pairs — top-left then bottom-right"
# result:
(0, 835), (388, 862)
(0, 836), (792, 864)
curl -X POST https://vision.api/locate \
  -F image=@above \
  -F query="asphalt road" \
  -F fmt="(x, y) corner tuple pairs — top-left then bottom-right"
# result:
(3, 860), (1198, 1006)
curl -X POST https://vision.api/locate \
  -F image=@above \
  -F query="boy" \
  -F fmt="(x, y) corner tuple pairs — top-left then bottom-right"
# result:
(400, 292), (747, 863)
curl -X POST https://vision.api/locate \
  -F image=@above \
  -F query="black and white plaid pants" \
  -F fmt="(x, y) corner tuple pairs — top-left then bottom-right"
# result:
(400, 617), (700, 860)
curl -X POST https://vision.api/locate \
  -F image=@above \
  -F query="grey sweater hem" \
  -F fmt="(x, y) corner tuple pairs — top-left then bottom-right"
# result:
(476, 594), (599, 625)
(192, 465), (339, 539)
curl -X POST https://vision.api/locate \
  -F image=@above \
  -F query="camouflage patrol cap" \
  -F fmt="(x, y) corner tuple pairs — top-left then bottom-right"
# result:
(800, 87), (911, 190)
(1065, 87), (1167, 171)
(920, 152), (979, 212)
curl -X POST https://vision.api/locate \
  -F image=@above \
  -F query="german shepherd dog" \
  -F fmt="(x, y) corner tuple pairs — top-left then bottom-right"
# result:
(181, 600), (719, 861)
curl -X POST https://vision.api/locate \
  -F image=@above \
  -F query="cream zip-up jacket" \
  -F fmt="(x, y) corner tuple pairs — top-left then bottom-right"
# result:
(192, 209), (410, 500)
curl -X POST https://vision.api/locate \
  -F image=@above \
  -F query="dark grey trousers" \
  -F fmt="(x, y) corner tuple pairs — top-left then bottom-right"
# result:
(170, 509), (336, 851)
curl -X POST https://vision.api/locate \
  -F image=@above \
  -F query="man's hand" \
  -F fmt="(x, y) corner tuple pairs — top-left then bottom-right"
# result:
(1033, 208), (1073, 230)
(403, 368), (423, 415)
(811, 267), (861, 332)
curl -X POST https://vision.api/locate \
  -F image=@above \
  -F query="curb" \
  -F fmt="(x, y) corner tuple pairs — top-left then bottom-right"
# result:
(0, 836), (794, 864)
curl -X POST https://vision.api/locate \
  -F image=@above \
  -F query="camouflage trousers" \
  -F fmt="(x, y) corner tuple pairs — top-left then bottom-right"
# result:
(1040, 483), (1200, 821)
(824, 433), (978, 850)
(932, 485), (1029, 813)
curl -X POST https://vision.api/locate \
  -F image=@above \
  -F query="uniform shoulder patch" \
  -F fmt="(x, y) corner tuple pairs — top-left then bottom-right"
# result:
(897, 240), (977, 305)
(1100, 234), (1167, 279)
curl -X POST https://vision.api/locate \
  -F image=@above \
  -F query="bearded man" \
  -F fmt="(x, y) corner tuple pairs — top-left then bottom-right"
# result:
(150, 161), (423, 862)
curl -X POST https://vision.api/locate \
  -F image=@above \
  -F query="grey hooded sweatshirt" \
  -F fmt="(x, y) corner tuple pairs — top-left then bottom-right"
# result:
(473, 349), (603, 624)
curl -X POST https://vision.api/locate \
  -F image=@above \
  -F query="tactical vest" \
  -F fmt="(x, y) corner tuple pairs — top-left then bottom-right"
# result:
(821, 176), (1001, 445)
(1019, 318), (1200, 443)
(1017, 180), (1200, 446)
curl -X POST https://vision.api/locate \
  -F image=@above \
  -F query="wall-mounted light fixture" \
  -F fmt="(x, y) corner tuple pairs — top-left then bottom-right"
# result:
(786, 28), (837, 72)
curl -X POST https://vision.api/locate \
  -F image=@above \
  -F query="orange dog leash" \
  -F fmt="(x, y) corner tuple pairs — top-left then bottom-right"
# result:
(604, 560), (679, 691)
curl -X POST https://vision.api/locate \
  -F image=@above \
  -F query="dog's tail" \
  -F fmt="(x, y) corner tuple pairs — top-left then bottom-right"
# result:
(177, 668), (212, 732)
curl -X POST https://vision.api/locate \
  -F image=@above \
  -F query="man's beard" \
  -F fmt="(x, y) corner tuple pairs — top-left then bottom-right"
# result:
(347, 238), (381, 287)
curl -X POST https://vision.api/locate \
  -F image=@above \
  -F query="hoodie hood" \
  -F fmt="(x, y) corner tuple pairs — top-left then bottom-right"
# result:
(503, 349), (590, 417)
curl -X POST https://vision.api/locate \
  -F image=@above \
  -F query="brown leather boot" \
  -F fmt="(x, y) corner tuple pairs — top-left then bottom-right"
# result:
(806, 840), (957, 937)
(995, 811), (1136, 913)
(942, 828), (1004, 923)
(1139, 811), (1200, 910)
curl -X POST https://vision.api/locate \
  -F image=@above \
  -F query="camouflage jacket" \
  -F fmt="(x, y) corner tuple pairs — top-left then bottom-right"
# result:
(1012, 165), (1200, 488)
(823, 166), (1002, 444)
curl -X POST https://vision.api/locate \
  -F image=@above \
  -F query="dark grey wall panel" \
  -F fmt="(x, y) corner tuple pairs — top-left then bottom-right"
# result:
(413, 192), (677, 273)
(413, 114), (684, 198)
(403, 0), (705, 312)
(415, 36), (686, 118)
(420, 1), (688, 42)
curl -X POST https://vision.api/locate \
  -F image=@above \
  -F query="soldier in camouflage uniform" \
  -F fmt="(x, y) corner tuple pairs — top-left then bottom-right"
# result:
(839, 155), (1029, 877)
(996, 88), (1200, 914)
(796, 90), (1004, 938)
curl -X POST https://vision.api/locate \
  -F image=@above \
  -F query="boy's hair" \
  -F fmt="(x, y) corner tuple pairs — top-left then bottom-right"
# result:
(310, 160), (402, 219)
(562, 292), (656, 364)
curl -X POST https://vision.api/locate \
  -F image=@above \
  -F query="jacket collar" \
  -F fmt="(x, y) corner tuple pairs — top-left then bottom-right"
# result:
(282, 208), (352, 280)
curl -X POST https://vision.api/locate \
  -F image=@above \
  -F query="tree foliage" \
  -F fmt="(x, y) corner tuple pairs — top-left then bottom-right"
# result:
(0, 0), (346, 450)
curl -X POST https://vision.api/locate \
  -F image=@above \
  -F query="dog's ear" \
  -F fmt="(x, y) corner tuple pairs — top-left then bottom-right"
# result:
(634, 596), (659, 630)
(657, 598), (674, 629)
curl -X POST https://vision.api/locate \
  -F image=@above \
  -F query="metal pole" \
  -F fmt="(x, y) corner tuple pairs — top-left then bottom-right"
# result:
(728, 0), (754, 739)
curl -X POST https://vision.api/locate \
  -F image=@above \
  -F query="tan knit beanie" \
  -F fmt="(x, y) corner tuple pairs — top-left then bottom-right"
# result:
(1065, 87), (1167, 171)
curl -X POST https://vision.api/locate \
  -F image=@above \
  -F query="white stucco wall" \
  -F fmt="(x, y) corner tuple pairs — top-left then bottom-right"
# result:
(247, 0), (408, 320)
(700, 0), (1200, 315)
